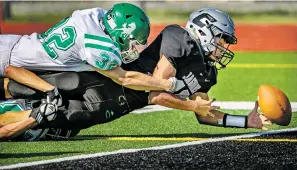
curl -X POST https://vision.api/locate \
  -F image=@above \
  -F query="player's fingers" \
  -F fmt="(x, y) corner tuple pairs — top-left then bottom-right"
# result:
(210, 105), (220, 110)
(208, 98), (216, 104)
(258, 114), (273, 125)
(253, 101), (259, 112)
(203, 98), (216, 106)
(259, 114), (266, 120)
(262, 126), (269, 131)
(207, 112), (215, 118)
(263, 120), (272, 125)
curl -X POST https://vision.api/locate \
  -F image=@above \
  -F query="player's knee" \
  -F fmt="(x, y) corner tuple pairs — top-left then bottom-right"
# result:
(49, 72), (80, 90)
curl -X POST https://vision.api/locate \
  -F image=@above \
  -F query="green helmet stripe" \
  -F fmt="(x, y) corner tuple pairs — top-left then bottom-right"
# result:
(85, 43), (121, 60)
(84, 34), (121, 50)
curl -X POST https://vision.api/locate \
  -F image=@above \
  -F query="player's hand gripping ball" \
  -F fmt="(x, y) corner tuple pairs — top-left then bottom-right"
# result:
(258, 84), (292, 126)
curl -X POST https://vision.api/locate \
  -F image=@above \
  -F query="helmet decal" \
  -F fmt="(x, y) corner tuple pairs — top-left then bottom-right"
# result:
(192, 13), (217, 27)
(113, 22), (137, 40)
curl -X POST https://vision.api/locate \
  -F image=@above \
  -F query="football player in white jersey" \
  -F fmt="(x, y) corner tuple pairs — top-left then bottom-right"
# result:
(0, 3), (184, 120)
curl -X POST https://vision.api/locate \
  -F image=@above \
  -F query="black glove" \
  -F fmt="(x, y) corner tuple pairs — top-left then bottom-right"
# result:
(46, 87), (63, 107)
(30, 99), (58, 125)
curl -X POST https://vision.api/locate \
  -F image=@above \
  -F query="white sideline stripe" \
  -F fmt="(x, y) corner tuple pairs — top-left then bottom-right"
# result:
(132, 101), (297, 114)
(1, 127), (297, 170)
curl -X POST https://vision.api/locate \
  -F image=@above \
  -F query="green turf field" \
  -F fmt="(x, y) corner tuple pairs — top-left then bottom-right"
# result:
(0, 52), (296, 166)
(208, 52), (297, 101)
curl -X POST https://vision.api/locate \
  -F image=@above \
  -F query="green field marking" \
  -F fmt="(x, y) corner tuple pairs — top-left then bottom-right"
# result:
(1, 109), (296, 165)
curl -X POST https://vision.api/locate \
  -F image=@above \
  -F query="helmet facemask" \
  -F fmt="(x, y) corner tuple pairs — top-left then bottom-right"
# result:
(207, 25), (237, 69)
(188, 23), (237, 69)
(120, 35), (147, 64)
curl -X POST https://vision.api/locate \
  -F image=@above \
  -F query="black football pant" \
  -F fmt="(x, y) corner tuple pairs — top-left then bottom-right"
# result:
(3, 72), (132, 129)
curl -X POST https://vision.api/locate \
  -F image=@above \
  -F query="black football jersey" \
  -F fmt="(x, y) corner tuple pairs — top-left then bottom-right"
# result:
(122, 24), (218, 110)
(160, 25), (217, 96)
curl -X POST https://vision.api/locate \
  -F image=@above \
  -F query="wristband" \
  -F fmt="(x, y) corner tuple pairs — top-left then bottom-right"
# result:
(167, 77), (176, 92)
(220, 114), (248, 128)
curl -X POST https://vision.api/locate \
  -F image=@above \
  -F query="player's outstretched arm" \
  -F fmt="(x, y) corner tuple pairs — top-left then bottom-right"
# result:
(0, 117), (37, 140)
(191, 93), (272, 130)
(92, 66), (175, 91)
(145, 55), (218, 116)
(149, 91), (217, 117)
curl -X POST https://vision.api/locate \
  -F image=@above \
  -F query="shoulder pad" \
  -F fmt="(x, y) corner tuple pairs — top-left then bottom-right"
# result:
(160, 24), (194, 59)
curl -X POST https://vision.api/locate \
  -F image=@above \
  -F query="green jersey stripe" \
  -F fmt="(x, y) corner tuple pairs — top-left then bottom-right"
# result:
(84, 34), (121, 50)
(85, 43), (121, 60)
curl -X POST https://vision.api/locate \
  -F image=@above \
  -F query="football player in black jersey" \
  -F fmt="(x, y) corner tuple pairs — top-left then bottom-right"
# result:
(0, 8), (271, 141)
(120, 8), (271, 130)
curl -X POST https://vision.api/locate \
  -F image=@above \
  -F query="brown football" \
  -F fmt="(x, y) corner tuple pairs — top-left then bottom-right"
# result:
(258, 84), (292, 126)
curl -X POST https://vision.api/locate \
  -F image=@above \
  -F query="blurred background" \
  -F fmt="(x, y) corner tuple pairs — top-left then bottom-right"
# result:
(0, 0), (296, 101)
(1, 1), (297, 24)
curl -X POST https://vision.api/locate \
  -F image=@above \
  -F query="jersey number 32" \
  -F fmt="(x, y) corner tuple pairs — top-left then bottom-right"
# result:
(38, 16), (77, 60)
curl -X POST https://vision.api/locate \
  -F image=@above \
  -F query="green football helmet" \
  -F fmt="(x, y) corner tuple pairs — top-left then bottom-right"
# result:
(103, 3), (150, 63)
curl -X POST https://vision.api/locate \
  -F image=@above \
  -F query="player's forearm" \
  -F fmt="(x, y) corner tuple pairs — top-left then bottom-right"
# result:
(149, 92), (197, 112)
(196, 109), (248, 128)
(196, 109), (226, 127)
(93, 66), (171, 91)
(0, 110), (31, 126)
(4, 65), (55, 92)
(0, 117), (37, 140)
(124, 71), (171, 91)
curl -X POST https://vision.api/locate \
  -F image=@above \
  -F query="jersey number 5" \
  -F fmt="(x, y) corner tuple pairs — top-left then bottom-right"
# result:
(38, 17), (77, 60)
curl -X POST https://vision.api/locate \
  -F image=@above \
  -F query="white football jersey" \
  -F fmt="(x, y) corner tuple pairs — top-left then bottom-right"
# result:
(10, 8), (122, 72)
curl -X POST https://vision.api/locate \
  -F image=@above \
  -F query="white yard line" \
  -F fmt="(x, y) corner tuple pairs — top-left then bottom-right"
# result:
(132, 101), (297, 113)
(1, 127), (297, 170)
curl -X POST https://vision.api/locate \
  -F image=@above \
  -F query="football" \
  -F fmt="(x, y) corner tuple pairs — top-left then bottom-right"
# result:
(258, 84), (292, 126)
